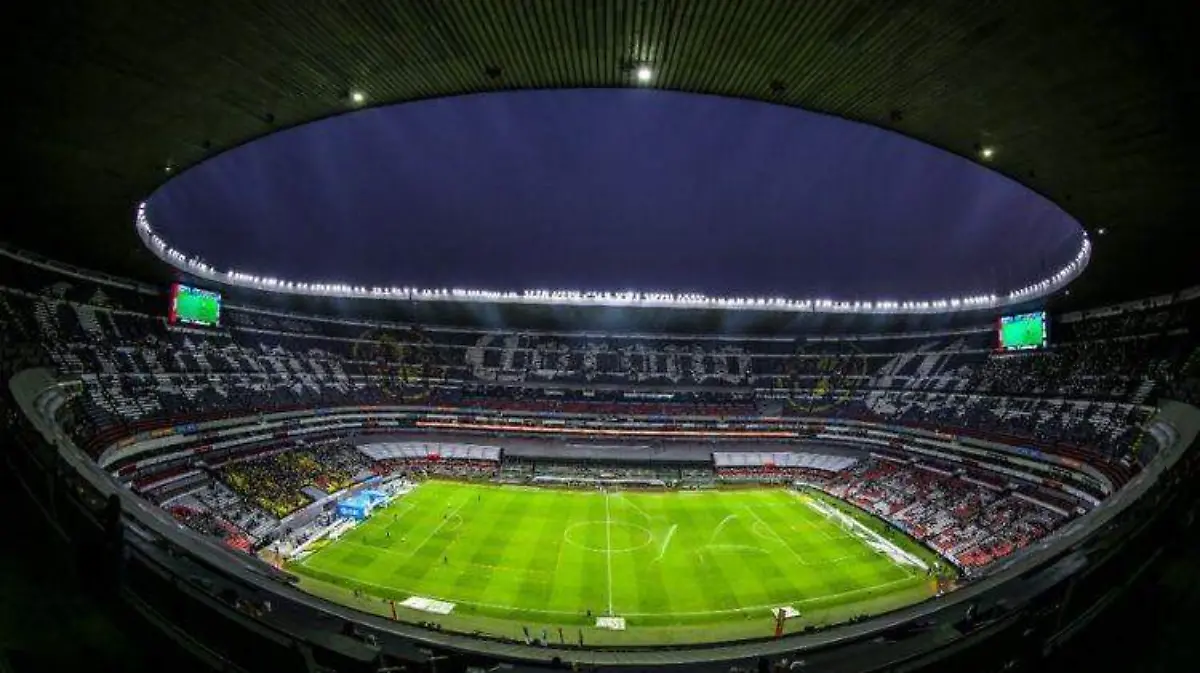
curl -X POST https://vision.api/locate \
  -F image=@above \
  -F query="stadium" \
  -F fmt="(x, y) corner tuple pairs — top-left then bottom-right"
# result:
(2, 2), (1199, 673)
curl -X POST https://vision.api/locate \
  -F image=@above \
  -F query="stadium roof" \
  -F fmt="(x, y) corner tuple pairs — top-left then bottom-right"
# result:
(6, 0), (1199, 315)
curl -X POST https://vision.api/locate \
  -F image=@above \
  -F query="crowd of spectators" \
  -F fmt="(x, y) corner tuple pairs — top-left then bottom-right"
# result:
(3, 259), (1191, 472)
(454, 391), (759, 418)
(160, 480), (276, 551)
(373, 457), (498, 481)
(2, 246), (1196, 571)
(167, 504), (254, 552)
(826, 456), (1070, 570)
(514, 459), (679, 485)
(830, 391), (1154, 464)
(219, 441), (371, 518)
(715, 466), (837, 485)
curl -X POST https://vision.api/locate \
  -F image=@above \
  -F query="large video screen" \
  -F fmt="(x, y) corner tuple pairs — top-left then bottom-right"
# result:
(998, 311), (1048, 351)
(169, 283), (221, 327)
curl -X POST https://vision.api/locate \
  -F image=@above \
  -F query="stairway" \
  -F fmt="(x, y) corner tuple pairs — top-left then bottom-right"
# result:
(1129, 378), (1156, 406)
(464, 333), (492, 378)
(74, 304), (104, 339)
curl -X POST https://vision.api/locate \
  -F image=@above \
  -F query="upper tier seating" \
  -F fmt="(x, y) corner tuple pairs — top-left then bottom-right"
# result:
(2, 252), (1195, 479)
(826, 456), (1069, 569)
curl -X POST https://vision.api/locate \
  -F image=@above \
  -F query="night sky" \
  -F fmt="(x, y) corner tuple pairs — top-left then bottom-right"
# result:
(146, 89), (1083, 300)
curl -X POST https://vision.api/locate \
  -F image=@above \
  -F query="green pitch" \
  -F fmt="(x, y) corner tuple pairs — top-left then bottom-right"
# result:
(290, 481), (944, 645)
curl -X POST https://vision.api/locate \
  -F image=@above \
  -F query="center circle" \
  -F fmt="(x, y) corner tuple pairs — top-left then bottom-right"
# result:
(564, 521), (653, 554)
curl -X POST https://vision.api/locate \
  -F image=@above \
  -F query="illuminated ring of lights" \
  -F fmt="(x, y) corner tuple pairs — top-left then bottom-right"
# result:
(135, 202), (1093, 314)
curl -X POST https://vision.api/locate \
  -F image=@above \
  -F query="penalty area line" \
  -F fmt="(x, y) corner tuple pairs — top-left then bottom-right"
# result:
(401, 499), (470, 562)
(744, 506), (809, 566)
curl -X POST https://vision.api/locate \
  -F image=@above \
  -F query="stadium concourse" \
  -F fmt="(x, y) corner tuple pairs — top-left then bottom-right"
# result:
(2, 245), (1199, 665)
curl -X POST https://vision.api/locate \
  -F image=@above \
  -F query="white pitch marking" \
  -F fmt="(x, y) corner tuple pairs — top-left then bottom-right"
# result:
(604, 490), (615, 616)
(562, 521), (653, 553)
(624, 575), (918, 617)
(702, 544), (770, 556)
(303, 490), (933, 624)
(330, 539), (420, 562)
(308, 573), (918, 619)
(402, 499), (469, 561)
(800, 495), (925, 576)
(707, 514), (740, 545)
(618, 492), (655, 522)
(751, 520), (787, 544)
(654, 524), (678, 562)
(744, 506), (809, 565)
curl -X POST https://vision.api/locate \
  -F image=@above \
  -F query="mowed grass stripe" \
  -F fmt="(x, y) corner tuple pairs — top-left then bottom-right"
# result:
(292, 481), (938, 630)
(581, 492), (611, 615)
(744, 495), (826, 608)
(441, 490), (502, 605)
(514, 493), (566, 611)
(626, 493), (689, 614)
(458, 488), (536, 613)
(704, 513), (773, 612)
(547, 493), (595, 617)
(393, 492), (471, 587)
(700, 508), (759, 608)
(759, 491), (919, 604)
(475, 487), (559, 614)
(717, 508), (808, 611)
(747, 492), (848, 602)
(751, 492), (875, 600)
(607, 493), (662, 616)
(669, 500), (750, 617)
(616, 493), (673, 618)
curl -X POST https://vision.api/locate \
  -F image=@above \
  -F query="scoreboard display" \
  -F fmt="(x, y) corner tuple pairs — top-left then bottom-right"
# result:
(169, 283), (221, 327)
(997, 311), (1048, 351)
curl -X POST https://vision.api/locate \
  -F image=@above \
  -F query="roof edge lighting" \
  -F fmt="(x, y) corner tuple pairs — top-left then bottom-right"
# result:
(134, 202), (1090, 314)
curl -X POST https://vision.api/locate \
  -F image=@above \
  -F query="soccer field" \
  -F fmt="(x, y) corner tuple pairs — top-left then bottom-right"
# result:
(290, 481), (944, 645)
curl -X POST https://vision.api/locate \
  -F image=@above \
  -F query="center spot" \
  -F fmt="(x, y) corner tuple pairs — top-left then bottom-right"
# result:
(564, 521), (654, 554)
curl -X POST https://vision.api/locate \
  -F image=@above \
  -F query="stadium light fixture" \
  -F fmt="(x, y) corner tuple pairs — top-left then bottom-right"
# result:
(636, 66), (653, 83)
(1097, 227), (1107, 235)
(135, 203), (1090, 314)
(979, 146), (995, 160)
(350, 90), (366, 105)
